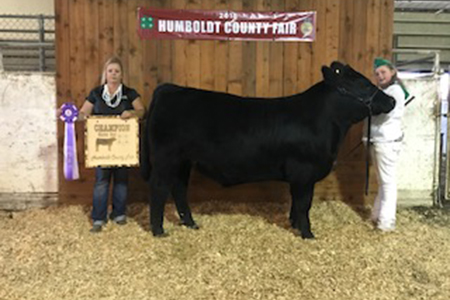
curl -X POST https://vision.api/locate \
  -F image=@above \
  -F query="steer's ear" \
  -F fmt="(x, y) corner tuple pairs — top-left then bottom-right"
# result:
(345, 64), (364, 79)
(322, 65), (342, 88)
(330, 61), (345, 73)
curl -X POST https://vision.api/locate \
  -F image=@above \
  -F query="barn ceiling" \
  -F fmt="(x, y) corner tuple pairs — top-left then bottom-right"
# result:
(395, 0), (450, 12)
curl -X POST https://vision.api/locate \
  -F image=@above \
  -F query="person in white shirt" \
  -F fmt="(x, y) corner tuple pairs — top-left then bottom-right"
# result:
(366, 57), (409, 232)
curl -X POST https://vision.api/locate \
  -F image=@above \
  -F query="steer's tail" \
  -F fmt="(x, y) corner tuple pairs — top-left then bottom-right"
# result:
(140, 94), (157, 182)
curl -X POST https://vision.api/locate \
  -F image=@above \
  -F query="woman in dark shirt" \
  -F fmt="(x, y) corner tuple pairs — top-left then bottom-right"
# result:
(78, 56), (145, 233)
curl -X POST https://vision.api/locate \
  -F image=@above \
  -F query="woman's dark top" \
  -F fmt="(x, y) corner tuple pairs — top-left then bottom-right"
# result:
(86, 84), (140, 116)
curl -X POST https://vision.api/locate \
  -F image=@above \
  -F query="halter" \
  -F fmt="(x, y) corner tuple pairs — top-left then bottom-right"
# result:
(335, 86), (380, 195)
(336, 86), (379, 115)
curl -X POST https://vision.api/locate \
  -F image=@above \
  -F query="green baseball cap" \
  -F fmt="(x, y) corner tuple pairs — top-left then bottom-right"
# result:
(373, 57), (393, 70)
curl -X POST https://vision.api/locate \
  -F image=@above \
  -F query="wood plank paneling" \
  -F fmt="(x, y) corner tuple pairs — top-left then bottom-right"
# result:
(296, 0), (312, 92)
(353, 0), (368, 72)
(200, 1), (215, 90)
(65, 0), (93, 203)
(98, 0), (114, 66)
(69, 0), (87, 105)
(227, 0), (243, 95)
(186, 0), (202, 88)
(172, 0), (187, 86)
(255, 0), (270, 97)
(55, 0), (71, 101)
(310, 0), (326, 84)
(69, 0), (87, 175)
(242, 0), (256, 97)
(283, 0), (298, 96)
(380, 0), (394, 58)
(114, 0), (129, 83)
(127, 0), (144, 92)
(85, 0), (100, 91)
(325, 0), (340, 66)
(268, 0), (283, 97)
(56, 0), (395, 206)
(213, 0), (228, 92)
(338, 0), (354, 65)
(143, 0), (159, 105)
(366, 0), (381, 75)
(55, 0), (72, 202)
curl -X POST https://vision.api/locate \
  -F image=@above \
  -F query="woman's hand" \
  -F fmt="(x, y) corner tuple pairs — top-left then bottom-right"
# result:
(56, 108), (62, 118)
(120, 110), (135, 119)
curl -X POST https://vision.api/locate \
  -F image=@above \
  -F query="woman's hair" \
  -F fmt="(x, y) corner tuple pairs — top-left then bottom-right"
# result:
(378, 63), (410, 99)
(379, 63), (398, 88)
(100, 56), (124, 84)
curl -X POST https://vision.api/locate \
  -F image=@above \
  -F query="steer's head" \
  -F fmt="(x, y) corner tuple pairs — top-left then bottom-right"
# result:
(322, 61), (395, 116)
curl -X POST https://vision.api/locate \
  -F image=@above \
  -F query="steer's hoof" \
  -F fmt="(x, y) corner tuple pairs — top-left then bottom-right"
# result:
(152, 228), (168, 237)
(290, 220), (299, 230)
(180, 221), (199, 230)
(188, 223), (200, 230)
(300, 231), (315, 239)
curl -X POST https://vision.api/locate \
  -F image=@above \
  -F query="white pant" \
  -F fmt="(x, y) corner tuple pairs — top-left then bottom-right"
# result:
(370, 141), (402, 229)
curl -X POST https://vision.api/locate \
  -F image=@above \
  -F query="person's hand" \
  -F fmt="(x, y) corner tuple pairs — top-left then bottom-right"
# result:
(56, 108), (62, 118)
(120, 110), (135, 119)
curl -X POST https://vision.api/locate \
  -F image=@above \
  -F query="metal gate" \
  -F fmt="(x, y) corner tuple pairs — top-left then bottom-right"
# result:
(397, 73), (441, 206)
(0, 14), (55, 72)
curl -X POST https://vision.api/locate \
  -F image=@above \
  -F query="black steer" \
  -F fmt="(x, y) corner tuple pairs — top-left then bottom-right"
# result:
(141, 61), (395, 239)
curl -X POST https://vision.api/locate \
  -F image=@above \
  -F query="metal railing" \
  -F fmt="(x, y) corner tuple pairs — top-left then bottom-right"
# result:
(393, 12), (450, 72)
(0, 14), (55, 72)
(392, 48), (442, 74)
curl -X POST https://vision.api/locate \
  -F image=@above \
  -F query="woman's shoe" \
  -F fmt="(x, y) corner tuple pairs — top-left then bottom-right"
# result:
(90, 224), (102, 233)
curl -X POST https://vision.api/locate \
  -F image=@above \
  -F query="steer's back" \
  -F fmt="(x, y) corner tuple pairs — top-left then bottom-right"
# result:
(147, 83), (329, 185)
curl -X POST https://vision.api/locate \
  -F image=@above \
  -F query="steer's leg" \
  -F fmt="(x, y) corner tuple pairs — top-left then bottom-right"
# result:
(172, 161), (198, 229)
(290, 183), (315, 239)
(289, 199), (298, 229)
(149, 170), (171, 237)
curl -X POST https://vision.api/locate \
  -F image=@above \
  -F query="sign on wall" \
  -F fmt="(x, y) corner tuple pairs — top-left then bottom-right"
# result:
(85, 116), (140, 168)
(138, 7), (316, 42)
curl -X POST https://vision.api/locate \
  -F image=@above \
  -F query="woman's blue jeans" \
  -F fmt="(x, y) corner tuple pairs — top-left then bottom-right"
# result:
(91, 167), (129, 222)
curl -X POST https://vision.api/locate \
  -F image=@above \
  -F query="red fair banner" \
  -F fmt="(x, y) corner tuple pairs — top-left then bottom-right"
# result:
(138, 7), (316, 42)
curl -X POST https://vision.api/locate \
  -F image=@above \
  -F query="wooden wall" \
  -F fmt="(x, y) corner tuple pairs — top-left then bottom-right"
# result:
(56, 0), (394, 207)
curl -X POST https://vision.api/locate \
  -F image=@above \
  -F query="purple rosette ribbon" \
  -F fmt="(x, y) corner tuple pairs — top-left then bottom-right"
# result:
(60, 103), (80, 180)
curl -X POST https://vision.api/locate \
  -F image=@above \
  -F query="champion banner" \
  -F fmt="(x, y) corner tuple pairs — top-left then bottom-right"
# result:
(138, 7), (316, 42)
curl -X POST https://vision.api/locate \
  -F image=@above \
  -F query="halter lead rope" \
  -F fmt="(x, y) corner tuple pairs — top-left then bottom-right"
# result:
(335, 86), (378, 196)
(364, 90), (376, 196)
(365, 115), (371, 196)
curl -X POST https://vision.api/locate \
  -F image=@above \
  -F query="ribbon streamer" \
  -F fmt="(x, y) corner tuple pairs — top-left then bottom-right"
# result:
(60, 103), (80, 180)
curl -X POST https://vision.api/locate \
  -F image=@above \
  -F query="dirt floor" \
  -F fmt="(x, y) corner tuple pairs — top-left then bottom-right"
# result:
(1, 200), (450, 300)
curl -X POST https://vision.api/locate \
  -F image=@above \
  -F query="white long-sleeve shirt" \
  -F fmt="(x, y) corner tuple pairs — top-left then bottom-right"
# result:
(364, 84), (405, 143)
